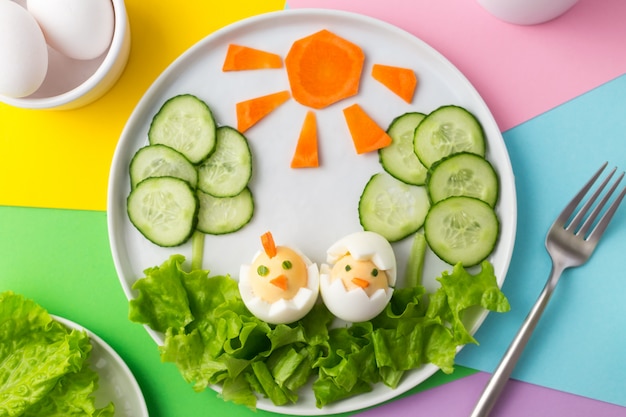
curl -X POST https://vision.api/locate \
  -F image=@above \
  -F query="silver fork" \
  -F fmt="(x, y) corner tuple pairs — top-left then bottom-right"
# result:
(470, 162), (626, 417)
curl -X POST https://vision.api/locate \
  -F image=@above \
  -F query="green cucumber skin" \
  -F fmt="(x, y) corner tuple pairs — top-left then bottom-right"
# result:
(426, 152), (499, 207)
(196, 187), (255, 235)
(424, 196), (499, 267)
(197, 126), (253, 198)
(379, 112), (428, 186)
(129, 144), (198, 189)
(127, 176), (199, 247)
(148, 94), (217, 164)
(358, 172), (430, 242)
(413, 105), (486, 169)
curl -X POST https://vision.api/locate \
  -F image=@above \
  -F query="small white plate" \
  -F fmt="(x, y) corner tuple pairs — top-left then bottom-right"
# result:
(53, 316), (149, 417)
(108, 8), (516, 415)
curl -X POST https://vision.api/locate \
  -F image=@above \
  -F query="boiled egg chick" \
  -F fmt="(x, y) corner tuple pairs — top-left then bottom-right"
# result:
(320, 231), (396, 322)
(239, 231), (319, 324)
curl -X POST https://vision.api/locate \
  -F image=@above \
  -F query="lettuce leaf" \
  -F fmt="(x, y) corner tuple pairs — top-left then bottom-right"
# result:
(0, 291), (115, 417)
(22, 363), (115, 417)
(129, 254), (195, 332)
(129, 255), (510, 409)
(428, 261), (511, 346)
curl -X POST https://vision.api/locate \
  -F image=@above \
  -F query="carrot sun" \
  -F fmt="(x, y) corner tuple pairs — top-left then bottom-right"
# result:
(223, 29), (418, 167)
(285, 29), (364, 109)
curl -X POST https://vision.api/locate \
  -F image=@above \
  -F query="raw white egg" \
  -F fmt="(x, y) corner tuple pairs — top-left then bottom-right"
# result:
(27, 0), (115, 60)
(320, 231), (396, 322)
(0, 0), (48, 98)
(239, 239), (319, 325)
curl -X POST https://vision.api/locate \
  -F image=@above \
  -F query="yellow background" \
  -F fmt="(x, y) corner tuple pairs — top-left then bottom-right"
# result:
(0, 0), (286, 211)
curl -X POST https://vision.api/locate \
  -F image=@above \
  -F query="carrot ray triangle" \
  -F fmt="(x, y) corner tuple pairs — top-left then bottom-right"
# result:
(236, 90), (291, 133)
(371, 63), (418, 103)
(343, 103), (392, 154)
(291, 111), (319, 168)
(223, 44), (283, 71)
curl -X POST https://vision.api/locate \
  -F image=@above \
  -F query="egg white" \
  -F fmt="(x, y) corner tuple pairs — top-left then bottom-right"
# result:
(239, 249), (319, 324)
(319, 269), (393, 322)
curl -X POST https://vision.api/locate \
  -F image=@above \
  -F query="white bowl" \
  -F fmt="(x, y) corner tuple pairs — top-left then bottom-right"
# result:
(477, 0), (580, 25)
(0, 0), (130, 110)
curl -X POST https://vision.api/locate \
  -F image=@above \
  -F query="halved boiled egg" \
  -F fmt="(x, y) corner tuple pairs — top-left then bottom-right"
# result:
(320, 231), (396, 322)
(239, 231), (319, 324)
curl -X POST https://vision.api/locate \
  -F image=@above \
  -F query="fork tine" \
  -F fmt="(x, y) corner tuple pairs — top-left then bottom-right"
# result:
(556, 162), (608, 227)
(566, 167), (616, 232)
(577, 171), (624, 237)
(587, 183), (626, 244)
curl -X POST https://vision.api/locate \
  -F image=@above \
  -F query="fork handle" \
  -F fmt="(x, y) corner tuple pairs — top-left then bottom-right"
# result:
(469, 264), (565, 417)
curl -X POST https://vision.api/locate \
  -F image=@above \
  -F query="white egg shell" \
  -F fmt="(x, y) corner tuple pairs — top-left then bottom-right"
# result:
(319, 271), (393, 322)
(0, 0), (48, 98)
(320, 231), (396, 322)
(239, 250), (320, 324)
(27, 0), (114, 60)
(326, 231), (397, 286)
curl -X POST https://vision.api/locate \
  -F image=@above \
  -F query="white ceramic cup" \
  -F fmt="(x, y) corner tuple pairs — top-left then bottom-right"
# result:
(477, 0), (580, 25)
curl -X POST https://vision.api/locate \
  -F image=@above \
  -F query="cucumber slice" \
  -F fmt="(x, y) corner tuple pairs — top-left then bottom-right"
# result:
(127, 177), (198, 247)
(129, 144), (198, 189)
(424, 196), (499, 267)
(427, 152), (499, 207)
(197, 126), (252, 197)
(379, 112), (428, 185)
(196, 187), (254, 235)
(358, 172), (430, 242)
(414, 105), (485, 168)
(148, 94), (217, 164)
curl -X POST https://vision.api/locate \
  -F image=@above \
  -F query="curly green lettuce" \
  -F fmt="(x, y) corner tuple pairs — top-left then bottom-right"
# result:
(0, 291), (115, 417)
(129, 255), (509, 409)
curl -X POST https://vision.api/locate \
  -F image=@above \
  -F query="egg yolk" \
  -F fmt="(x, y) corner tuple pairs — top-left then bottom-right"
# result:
(330, 254), (388, 297)
(250, 246), (308, 303)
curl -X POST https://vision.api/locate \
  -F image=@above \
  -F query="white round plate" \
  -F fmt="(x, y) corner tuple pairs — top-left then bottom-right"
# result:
(108, 8), (516, 415)
(53, 316), (149, 417)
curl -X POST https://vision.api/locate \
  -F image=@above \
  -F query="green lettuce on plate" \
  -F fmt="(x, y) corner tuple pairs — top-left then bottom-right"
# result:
(0, 291), (115, 417)
(129, 254), (509, 409)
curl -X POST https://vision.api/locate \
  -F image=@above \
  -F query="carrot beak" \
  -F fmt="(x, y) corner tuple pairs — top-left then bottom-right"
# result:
(351, 277), (370, 289)
(270, 275), (288, 291)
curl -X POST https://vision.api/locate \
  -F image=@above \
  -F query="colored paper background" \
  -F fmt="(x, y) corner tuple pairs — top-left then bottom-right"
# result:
(359, 372), (626, 417)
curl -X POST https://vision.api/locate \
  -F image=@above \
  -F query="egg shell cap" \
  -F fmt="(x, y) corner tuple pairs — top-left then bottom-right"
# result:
(326, 231), (396, 286)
